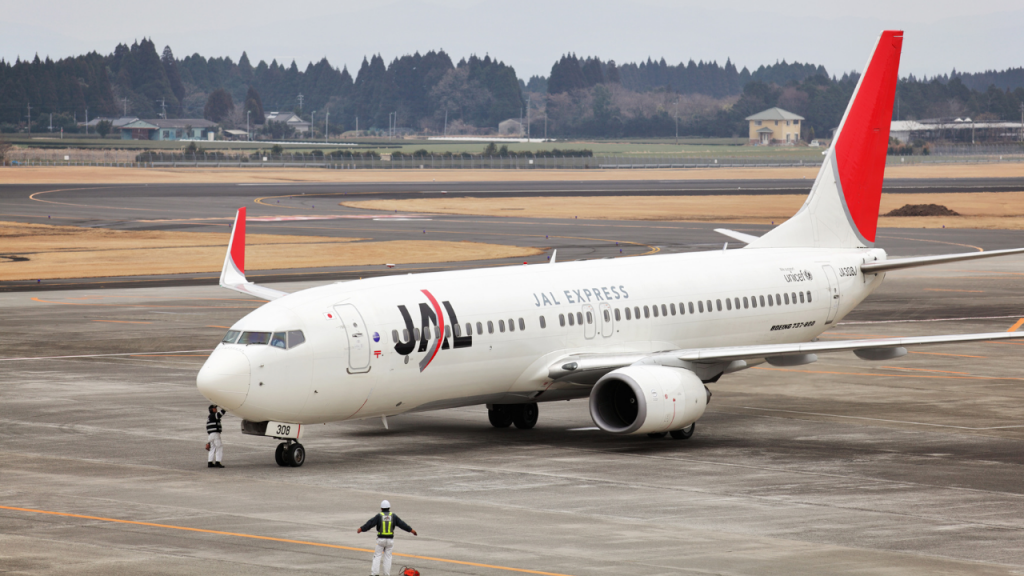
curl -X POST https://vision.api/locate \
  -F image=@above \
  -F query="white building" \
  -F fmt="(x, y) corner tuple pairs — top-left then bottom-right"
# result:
(890, 118), (1023, 143)
(264, 112), (312, 134)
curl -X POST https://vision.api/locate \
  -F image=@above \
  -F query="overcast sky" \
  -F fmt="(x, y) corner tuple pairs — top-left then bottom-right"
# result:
(3, 0), (1022, 80)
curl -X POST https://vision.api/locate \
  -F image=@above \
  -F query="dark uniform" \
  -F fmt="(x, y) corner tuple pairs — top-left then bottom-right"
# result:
(206, 406), (226, 467)
(359, 502), (415, 576)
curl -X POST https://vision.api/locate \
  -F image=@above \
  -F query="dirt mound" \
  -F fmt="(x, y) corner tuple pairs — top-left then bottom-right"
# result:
(884, 204), (960, 217)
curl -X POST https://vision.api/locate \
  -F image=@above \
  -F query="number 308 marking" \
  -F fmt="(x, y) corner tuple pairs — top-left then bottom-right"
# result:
(838, 266), (857, 277)
(276, 424), (291, 435)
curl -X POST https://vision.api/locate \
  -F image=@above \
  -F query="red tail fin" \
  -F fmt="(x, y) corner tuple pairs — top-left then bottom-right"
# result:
(834, 30), (904, 243)
(229, 207), (246, 274)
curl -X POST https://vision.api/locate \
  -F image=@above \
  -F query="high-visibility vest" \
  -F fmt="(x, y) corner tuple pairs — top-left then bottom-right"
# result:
(379, 512), (394, 537)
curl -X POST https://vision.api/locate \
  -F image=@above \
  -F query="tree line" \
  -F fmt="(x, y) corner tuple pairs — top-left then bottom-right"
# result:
(1, 39), (1023, 139)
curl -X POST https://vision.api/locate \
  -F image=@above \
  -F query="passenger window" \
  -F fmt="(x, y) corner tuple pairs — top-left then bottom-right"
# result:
(519, 318), (525, 331)
(698, 301), (704, 313)
(807, 291), (812, 302)
(445, 326), (452, 339)
(508, 318), (515, 332)
(603, 309), (610, 322)
(716, 299), (722, 311)
(643, 306), (650, 318)
(614, 308), (621, 321)
(792, 292), (797, 304)
(768, 294), (774, 306)
(634, 306), (640, 319)
(759, 295), (766, 307)
(559, 314), (566, 327)
(222, 330), (241, 344)
(726, 298), (732, 310)
(392, 329), (399, 343)
(706, 300), (712, 312)
(453, 324), (461, 337)
(784, 293), (790, 305)
(477, 321), (483, 334)
(743, 296), (749, 309)
(734, 297), (740, 309)
(661, 304), (667, 316)
(799, 292), (805, 304)
(499, 319), (506, 332)
(414, 328), (421, 341)
(287, 330), (305, 348)
(586, 311), (593, 324)
(466, 322), (473, 336)
(577, 312), (583, 325)
(625, 307), (632, 320)
(670, 303), (676, 315)
(751, 296), (757, 308)
(540, 316), (547, 329)
(487, 321), (494, 334)
(568, 313), (575, 326)
(688, 302), (694, 314)
(652, 305), (659, 318)
(240, 331), (271, 345)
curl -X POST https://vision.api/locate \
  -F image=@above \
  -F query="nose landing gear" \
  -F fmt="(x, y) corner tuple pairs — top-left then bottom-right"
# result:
(275, 440), (305, 467)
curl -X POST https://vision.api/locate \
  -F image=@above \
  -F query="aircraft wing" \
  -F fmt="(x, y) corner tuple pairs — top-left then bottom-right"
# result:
(549, 331), (1024, 382)
(861, 247), (1024, 274)
(219, 207), (288, 301)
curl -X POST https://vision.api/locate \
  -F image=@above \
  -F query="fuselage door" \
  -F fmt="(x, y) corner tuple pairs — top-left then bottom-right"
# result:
(821, 265), (841, 324)
(582, 304), (597, 339)
(334, 304), (371, 373)
(598, 302), (613, 338)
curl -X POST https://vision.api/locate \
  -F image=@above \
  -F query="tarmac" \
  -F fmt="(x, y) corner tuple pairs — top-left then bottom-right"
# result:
(2, 179), (1024, 575)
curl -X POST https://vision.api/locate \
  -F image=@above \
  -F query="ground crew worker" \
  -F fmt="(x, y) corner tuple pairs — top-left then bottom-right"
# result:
(357, 500), (417, 576)
(206, 404), (226, 468)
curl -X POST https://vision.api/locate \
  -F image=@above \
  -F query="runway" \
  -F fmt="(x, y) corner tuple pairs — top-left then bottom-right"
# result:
(3, 178), (1024, 575)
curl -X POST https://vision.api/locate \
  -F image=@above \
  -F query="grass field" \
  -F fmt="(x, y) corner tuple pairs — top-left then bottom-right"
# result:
(0, 221), (540, 281)
(342, 191), (1024, 230)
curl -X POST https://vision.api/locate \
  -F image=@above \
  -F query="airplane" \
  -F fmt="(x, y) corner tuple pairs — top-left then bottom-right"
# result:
(198, 30), (1024, 467)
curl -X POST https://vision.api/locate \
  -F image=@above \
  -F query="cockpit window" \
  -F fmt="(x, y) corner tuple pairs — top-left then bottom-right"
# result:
(240, 331), (271, 345)
(270, 332), (287, 349)
(222, 330), (241, 344)
(287, 330), (305, 348)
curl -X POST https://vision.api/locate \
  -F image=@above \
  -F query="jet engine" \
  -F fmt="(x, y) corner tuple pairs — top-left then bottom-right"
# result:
(589, 365), (709, 435)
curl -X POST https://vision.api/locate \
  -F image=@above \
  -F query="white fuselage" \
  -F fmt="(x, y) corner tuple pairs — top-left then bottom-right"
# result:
(198, 247), (886, 425)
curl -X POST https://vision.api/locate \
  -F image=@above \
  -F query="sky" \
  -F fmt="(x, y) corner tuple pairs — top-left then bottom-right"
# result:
(3, 0), (1023, 80)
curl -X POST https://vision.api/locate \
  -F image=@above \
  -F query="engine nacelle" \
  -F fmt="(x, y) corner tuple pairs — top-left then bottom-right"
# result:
(589, 365), (709, 435)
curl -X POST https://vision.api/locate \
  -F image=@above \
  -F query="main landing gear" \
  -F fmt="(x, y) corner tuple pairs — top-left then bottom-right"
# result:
(488, 403), (539, 430)
(275, 439), (306, 467)
(648, 422), (696, 440)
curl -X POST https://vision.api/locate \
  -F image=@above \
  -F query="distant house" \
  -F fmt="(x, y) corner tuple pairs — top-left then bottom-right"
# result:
(264, 112), (311, 134)
(890, 118), (1024, 143)
(746, 108), (804, 145)
(79, 116), (138, 131)
(120, 119), (217, 141)
(223, 129), (250, 141)
(498, 118), (524, 136)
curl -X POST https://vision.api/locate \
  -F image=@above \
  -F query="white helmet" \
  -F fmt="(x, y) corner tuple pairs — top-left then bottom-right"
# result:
(381, 500), (391, 509)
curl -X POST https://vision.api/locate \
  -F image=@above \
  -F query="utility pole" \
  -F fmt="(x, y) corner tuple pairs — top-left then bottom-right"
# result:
(674, 99), (679, 144)
(311, 111), (315, 140)
(544, 114), (547, 139)
(49, 113), (53, 132)
(325, 111), (329, 143)
(84, 107), (88, 135)
(1020, 103), (1023, 142)
(355, 116), (358, 134)
(26, 103), (31, 135)
(157, 98), (167, 119)
(526, 96), (530, 139)
(297, 93), (304, 112)
(121, 97), (129, 117)
(246, 110), (250, 141)
(443, 109), (448, 136)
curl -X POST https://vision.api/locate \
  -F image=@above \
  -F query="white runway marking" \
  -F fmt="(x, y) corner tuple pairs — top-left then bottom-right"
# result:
(743, 407), (1024, 430)
(568, 427), (600, 431)
(0, 350), (212, 362)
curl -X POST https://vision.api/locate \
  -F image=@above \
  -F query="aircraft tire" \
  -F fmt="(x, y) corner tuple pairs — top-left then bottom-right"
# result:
(275, 443), (287, 466)
(285, 443), (305, 467)
(670, 423), (696, 440)
(488, 406), (514, 428)
(647, 432), (668, 438)
(512, 403), (538, 429)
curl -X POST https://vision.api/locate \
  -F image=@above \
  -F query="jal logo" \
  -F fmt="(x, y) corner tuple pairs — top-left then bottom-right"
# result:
(394, 289), (471, 372)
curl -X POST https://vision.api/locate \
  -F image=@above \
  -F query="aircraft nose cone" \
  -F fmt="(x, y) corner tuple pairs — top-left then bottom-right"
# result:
(197, 348), (250, 410)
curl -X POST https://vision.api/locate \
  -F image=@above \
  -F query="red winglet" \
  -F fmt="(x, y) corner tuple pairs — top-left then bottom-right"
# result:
(834, 30), (904, 243)
(230, 207), (246, 274)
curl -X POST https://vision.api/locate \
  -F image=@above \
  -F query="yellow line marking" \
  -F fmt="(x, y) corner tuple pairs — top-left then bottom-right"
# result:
(875, 234), (984, 252)
(923, 288), (984, 293)
(753, 366), (1024, 381)
(0, 505), (574, 576)
(206, 325), (231, 329)
(909, 351), (987, 358)
(881, 366), (971, 375)
(32, 297), (259, 309)
(1008, 318), (1024, 332)
(92, 319), (152, 325)
(130, 354), (209, 357)
(28, 186), (150, 211)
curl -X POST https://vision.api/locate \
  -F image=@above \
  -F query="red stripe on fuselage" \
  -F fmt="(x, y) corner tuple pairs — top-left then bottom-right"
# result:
(420, 289), (444, 370)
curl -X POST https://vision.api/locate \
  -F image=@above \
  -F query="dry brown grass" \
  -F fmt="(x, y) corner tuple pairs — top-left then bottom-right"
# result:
(3, 162), (1023, 184)
(342, 191), (1024, 230)
(0, 221), (539, 281)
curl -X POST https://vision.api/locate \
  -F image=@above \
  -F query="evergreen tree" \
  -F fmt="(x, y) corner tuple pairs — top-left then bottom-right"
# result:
(244, 86), (265, 123)
(162, 46), (185, 114)
(204, 88), (234, 122)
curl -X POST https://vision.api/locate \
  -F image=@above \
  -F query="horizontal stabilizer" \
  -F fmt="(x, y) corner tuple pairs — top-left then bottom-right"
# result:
(714, 228), (760, 244)
(862, 247), (1024, 273)
(220, 207), (288, 301)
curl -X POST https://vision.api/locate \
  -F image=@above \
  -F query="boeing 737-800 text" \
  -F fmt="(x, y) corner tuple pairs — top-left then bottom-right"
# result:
(197, 31), (1024, 467)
